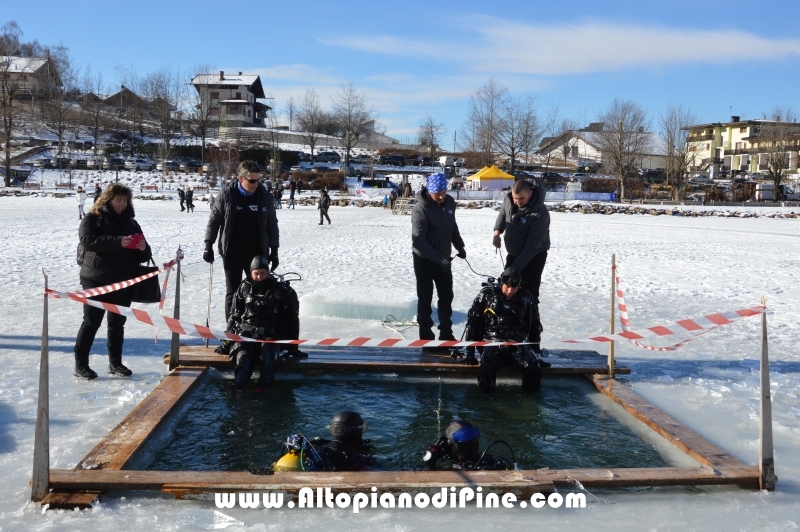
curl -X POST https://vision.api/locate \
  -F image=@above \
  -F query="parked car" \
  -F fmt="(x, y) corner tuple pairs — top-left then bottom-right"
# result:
(454, 158), (466, 167)
(179, 160), (203, 172)
(86, 158), (102, 170)
(414, 156), (432, 167)
(572, 172), (589, 179)
(314, 151), (341, 163)
(157, 160), (180, 172)
(540, 171), (562, 180)
(310, 166), (333, 174)
(125, 158), (154, 171)
(385, 154), (406, 166)
(103, 157), (126, 171)
(50, 156), (71, 169)
(32, 158), (51, 169)
(373, 155), (388, 165)
(70, 157), (88, 169)
(438, 156), (454, 166)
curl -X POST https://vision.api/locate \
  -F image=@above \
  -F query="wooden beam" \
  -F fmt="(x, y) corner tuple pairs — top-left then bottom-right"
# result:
(588, 375), (747, 469)
(42, 367), (206, 509)
(31, 271), (50, 502)
(48, 465), (759, 494)
(759, 303), (778, 490)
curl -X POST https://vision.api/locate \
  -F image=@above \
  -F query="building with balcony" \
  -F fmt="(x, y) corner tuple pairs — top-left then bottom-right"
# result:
(190, 71), (270, 129)
(0, 54), (61, 99)
(685, 116), (800, 177)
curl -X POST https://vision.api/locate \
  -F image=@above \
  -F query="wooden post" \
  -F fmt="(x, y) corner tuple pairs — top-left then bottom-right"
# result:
(168, 257), (181, 371)
(759, 296), (777, 490)
(31, 271), (50, 501)
(608, 254), (616, 377)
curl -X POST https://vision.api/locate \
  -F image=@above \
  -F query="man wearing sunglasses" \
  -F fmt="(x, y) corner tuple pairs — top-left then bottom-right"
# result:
(463, 267), (548, 393)
(204, 160), (280, 355)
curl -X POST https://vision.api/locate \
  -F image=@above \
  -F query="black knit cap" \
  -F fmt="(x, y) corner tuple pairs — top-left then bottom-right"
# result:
(499, 267), (521, 287)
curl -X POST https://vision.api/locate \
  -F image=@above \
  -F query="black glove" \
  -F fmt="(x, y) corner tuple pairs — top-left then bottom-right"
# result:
(456, 248), (466, 260)
(203, 241), (214, 263)
(269, 247), (279, 272)
(439, 257), (451, 273)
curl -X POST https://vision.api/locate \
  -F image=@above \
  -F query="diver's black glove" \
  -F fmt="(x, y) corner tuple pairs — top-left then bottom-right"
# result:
(203, 241), (214, 263)
(439, 256), (451, 273)
(269, 247), (279, 272)
(456, 248), (466, 260)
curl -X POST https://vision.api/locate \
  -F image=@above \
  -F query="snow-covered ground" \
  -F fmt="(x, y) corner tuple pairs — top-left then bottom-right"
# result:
(1, 196), (799, 530)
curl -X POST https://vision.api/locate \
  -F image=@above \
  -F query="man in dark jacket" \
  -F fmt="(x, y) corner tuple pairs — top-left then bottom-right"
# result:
(464, 267), (547, 392)
(93, 183), (102, 203)
(178, 187), (185, 211)
(492, 178), (550, 353)
(318, 188), (331, 225)
(411, 173), (466, 350)
(203, 160), (280, 355)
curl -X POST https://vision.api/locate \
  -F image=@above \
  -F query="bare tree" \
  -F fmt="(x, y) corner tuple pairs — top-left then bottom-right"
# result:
(79, 69), (109, 156)
(459, 77), (508, 167)
(660, 103), (697, 200)
(417, 112), (445, 165)
(140, 66), (185, 161)
(539, 105), (579, 171)
(495, 92), (540, 174)
(187, 63), (216, 162)
(40, 51), (78, 154)
(113, 65), (147, 152)
(758, 106), (798, 201)
(1, 40), (29, 184)
(296, 89), (324, 161)
(285, 96), (296, 131)
(332, 82), (376, 171)
(594, 98), (650, 200)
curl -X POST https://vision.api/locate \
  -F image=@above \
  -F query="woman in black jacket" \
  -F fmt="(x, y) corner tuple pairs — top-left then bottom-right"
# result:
(73, 183), (152, 380)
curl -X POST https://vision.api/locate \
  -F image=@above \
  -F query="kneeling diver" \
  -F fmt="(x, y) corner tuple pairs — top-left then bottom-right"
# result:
(273, 411), (376, 472)
(421, 420), (517, 470)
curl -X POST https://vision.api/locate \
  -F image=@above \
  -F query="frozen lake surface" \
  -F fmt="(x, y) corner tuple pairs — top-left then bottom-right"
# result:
(1, 195), (799, 530)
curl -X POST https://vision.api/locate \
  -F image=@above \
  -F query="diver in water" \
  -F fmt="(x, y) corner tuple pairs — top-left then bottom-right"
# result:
(421, 420), (517, 470)
(273, 411), (376, 472)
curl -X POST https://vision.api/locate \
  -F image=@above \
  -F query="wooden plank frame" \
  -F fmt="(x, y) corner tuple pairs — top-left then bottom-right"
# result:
(39, 354), (762, 510)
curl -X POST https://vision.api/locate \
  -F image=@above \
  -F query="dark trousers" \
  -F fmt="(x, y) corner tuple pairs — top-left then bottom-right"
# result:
(413, 253), (454, 340)
(320, 208), (330, 224)
(223, 254), (256, 321)
(478, 345), (542, 393)
(179, 198), (185, 211)
(232, 341), (279, 388)
(74, 286), (132, 364)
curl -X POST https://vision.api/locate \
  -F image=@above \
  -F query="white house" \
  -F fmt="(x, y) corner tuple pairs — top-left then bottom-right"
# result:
(536, 126), (667, 171)
(190, 71), (270, 128)
(0, 55), (61, 98)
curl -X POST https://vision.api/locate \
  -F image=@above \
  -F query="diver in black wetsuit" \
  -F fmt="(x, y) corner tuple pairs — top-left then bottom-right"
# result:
(275, 411), (376, 471)
(421, 420), (516, 470)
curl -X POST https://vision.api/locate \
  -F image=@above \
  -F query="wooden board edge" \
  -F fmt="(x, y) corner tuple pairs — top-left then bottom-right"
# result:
(586, 374), (747, 469)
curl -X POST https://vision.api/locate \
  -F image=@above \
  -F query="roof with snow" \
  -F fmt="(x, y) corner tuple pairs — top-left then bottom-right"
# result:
(191, 73), (266, 98)
(538, 129), (668, 156)
(0, 55), (48, 73)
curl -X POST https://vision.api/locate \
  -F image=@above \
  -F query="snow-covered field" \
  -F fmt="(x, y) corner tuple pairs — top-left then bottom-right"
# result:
(1, 195), (799, 530)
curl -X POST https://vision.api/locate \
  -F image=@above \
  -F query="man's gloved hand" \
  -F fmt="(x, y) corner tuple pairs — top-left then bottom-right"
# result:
(492, 235), (502, 249)
(462, 346), (478, 365)
(439, 256), (451, 273)
(203, 241), (214, 263)
(269, 247), (279, 272)
(456, 248), (467, 260)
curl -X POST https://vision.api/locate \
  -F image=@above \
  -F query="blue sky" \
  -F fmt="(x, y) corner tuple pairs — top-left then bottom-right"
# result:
(5, 0), (800, 142)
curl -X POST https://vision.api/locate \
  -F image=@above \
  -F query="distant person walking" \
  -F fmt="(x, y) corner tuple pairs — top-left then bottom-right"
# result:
(76, 186), (87, 219)
(389, 189), (397, 210)
(93, 183), (102, 203)
(382, 194), (389, 209)
(275, 186), (283, 209)
(318, 189), (331, 225)
(185, 187), (194, 213)
(289, 180), (297, 209)
(178, 187), (186, 211)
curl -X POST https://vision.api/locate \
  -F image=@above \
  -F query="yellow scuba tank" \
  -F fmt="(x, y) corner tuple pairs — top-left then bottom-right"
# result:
(273, 449), (303, 472)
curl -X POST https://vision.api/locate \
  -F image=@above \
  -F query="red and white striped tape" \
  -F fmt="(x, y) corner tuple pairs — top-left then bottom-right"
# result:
(69, 248), (184, 300)
(558, 305), (764, 347)
(46, 287), (526, 348)
(614, 266), (723, 352)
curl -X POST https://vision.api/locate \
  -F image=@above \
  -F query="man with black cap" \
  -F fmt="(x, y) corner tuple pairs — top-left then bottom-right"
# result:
(411, 172), (466, 352)
(226, 256), (304, 390)
(203, 160), (280, 355)
(463, 267), (548, 392)
(492, 178), (550, 356)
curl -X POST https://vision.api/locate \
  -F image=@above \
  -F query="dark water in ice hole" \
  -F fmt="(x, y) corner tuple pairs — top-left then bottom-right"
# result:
(146, 372), (667, 473)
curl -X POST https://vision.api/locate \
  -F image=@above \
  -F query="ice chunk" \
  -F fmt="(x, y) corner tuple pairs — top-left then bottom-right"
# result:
(172, 509), (243, 529)
(299, 293), (417, 321)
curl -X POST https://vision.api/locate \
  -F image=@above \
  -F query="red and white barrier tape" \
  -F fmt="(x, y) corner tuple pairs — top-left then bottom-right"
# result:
(558, 305), (764, 347)
(69, 248), (184, 300)
(614, 266), (723, 352)
(46, 287), (526, 348)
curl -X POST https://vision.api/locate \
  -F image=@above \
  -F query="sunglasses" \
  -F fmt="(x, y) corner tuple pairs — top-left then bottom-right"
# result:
(241, 176), (260, 184)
